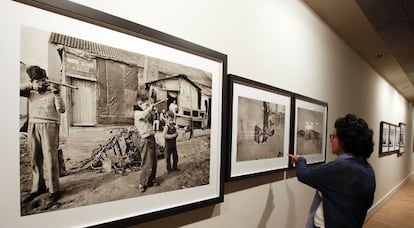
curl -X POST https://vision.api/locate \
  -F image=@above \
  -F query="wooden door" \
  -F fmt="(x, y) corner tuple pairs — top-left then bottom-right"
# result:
(71, 78), (96, 126)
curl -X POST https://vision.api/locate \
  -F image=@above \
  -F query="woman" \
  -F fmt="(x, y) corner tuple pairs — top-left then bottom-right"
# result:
(290, 114), (376, 228)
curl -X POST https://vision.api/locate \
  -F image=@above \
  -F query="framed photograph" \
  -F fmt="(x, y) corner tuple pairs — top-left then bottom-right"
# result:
(379, 121), (390, 155)
(226, 74), (292, 180)
(395, 125), (401, 152)
(292, 94), (328, 165)
(398, 123), (406, 154)
(389, 124), (397, 152)
(3, 1), (227, 227)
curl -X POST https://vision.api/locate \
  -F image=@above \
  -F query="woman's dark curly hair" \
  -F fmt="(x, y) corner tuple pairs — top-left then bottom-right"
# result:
(335, 114), (374, 159)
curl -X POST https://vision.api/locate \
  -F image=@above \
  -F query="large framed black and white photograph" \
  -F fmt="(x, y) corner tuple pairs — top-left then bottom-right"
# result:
(227, 74), (291, 180)
(292, 94), (327, 165)
(2, 1), (226, 227)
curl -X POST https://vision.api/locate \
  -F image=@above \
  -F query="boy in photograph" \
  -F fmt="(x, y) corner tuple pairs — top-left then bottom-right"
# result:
(20, 65), (65, 203)
(159, 108), (167, 131)
(163, 111), (180, 174)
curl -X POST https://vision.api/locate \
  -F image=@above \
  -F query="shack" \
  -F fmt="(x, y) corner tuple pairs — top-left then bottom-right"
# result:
(48, 33), (146, 134)
(145, 74), (211, 130)
(21, 28), (213, 137)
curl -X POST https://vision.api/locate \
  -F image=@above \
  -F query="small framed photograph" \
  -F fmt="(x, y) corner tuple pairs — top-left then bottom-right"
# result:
(226, 74), (292, 180)
(380, 121), (390, 155)
(292, 94), (328, 165)
(398, 123), (406, 154)
(395, 125), (401, 152)
(389, 124), (397, 152)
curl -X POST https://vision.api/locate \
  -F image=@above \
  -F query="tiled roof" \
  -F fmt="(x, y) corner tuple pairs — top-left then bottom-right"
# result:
(49, 33), (139, 65)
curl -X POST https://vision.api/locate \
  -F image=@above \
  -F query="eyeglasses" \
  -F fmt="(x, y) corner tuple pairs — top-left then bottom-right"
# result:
(329, 133), (337, 139)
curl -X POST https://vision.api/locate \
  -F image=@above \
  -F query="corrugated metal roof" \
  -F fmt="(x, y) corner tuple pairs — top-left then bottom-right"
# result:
(49, 33), (139, 65)
(146, 74), (202, 91)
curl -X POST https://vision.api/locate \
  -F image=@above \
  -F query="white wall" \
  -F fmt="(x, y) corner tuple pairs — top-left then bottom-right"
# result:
(67, 1), (414, 227)
(6, 0), (414, 227)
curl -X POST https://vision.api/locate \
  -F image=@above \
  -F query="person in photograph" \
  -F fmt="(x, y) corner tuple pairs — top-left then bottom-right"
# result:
(134, 94), (158, 192)
(159, 108), (167, 131)
(169, 100), (178, 114)
(163, 111), (180, 174)
(20, 65), (65, 203)
(388, 128), (394, 146)
(289, 113), (376, 228)
(151, 106), (160, 131)
(382, 131), (387, 145)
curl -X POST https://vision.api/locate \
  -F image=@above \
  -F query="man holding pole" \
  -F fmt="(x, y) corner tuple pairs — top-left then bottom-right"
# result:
(20, 65), (66, 203)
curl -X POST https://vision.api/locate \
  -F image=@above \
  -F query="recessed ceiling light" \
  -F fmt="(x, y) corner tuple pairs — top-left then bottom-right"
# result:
(374, 52), (387, 59)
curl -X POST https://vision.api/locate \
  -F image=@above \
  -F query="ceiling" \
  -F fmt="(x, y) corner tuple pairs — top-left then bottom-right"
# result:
(303, 0), (414, 103)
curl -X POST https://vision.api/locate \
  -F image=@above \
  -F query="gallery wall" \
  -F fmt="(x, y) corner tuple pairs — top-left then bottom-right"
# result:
(64, 0), (414, 227)
(13, 0), (414, 227)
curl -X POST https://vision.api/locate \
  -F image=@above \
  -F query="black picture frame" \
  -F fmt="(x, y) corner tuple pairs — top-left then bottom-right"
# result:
(389, 124), (397, 153)
(226, 74), (293, 181)
(8, 0), (227, 227)
(379, 121), (394, 156)
(291, 94), (328, 166)
(395, 125), (401, 153)
(398, 122), (406, 155)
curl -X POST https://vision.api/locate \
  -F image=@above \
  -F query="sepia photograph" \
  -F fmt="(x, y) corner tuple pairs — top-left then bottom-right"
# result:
(389, 124), (396, 152)
(19, 25), (214, 215)
(295, 108), (324, 155)
(227, 75), (291, 180)
(236, 97), (285, 161)
(3, 1), (226, 227)
(293, 95), (327, 165)
(380, 121), (390, 154)
(395, 126), (401, 152)
(399, 123), (406, 154)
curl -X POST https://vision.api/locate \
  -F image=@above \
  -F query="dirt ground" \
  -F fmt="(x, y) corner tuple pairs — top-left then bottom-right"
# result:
(236, 124), (285, 161)
(20, 125), (211, 216)
(296, 136), (322, 155)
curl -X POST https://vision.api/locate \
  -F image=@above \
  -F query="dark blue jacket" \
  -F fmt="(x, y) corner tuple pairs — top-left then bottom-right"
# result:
(297, 153), (376, 228)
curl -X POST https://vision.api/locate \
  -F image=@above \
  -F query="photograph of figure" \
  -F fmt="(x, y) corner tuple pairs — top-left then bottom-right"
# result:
(19, 25), (215, 216)
(399, 123), (406, 153)
(236, 97), (285, 161)
(389, 124), (396, 150)
(228, 77), (291, 179)
(381, 122), (390, 153)
(20, 65), (66, 205)
(395, 126), (401, 152)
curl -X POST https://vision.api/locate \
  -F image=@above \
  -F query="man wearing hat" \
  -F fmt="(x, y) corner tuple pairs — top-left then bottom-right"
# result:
(20, 65), (65, 203)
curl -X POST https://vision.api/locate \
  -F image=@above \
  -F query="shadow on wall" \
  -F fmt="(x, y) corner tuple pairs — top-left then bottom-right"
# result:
(129, 205), (220, 228)
(285, 180), (297, 228)
(131, 171), (289, 227)
(224, 172), (284, 194)
(258, 185), (275, 228)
